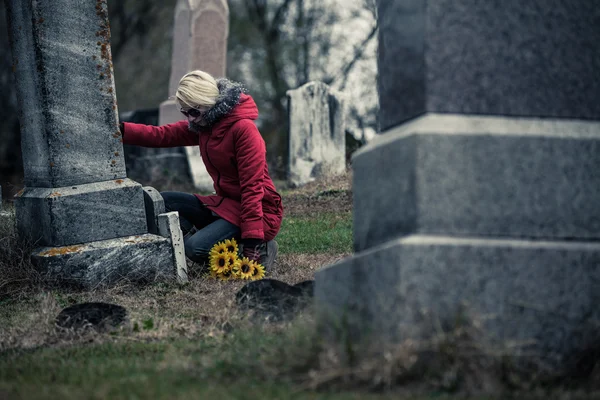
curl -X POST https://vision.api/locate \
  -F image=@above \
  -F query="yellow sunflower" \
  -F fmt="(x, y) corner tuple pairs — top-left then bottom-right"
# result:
(237, 257), (256, 280)
(250, 261), (266, 281)
(223, 238), (239, 255)
(209, 240), (229, 261)
(230, 259), (243, 278)
(217, 266), (234, 281)
(210, 252), (230, 274)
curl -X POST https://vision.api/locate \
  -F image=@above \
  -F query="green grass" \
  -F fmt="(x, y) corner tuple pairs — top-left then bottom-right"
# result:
(0, 325), (426, 400)
(277, 212), (353, 254)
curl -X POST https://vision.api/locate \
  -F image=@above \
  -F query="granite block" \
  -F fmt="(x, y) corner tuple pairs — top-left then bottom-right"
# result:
(377, 0), (600, 131)
(158, 212), (188, 284)
(143, 186), (165, 234)
(6, 0), (125, 187)
(315, 234), (600, 372)
(16, 179), (147, 247)
(353, 114), (600, 251)
(32, 234), (177, 289)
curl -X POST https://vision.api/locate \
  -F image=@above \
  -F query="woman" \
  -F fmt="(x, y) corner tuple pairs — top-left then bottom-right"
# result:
(121, 70), (283, 272)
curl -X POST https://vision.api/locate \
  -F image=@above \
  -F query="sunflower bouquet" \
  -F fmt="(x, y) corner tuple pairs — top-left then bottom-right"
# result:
(208, 238), (266, 281)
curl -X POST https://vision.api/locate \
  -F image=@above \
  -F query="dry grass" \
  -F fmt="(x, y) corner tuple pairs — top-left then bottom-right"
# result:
(0, 206), (43, 301)
(0, 246), (349, 351)
(0, 175), (352, 352)
(2, 172), (599, 397)
(283, 171), (353, 217)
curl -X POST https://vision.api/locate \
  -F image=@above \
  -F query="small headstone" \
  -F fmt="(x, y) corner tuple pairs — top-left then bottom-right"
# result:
(157, 0), (230, 191)
(236, 279), (313, 321)
(142, 186), (166, 234)
(157, 211), (188, 284)
(287, 82), (346, 187)
(56, 302), (127, 332)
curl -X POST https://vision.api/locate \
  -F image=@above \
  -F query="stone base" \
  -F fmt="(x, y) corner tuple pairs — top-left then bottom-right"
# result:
(16, 179), (147, 247)
(32, 234), (179, 289)
(352, 114), (600, 251)
(315, 234), (600, 372)
(159, 99), (214, 191)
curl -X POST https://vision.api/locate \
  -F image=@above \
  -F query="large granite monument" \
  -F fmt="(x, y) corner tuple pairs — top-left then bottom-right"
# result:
(156, 0), (229, 191)
(5, 0), (187, 288)
(287, 82), (345, 187)
(316, 0), (600, 374)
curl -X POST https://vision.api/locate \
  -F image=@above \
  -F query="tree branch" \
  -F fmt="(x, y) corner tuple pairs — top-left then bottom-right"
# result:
(336, 22), (378, 91)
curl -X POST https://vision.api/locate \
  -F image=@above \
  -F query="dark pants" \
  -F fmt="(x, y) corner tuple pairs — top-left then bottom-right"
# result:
(161, 191), (240, 263)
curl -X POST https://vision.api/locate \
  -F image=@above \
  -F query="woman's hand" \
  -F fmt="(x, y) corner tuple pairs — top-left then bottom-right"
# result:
(241, 238), (263, 262)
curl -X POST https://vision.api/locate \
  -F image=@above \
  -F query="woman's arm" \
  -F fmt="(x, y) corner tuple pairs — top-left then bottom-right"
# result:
(234, 120), (266, 241)
(121, 121), (198, 148)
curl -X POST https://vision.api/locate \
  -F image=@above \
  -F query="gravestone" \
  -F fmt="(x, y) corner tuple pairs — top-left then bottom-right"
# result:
(315, 0), (600, 374)
(287, 82), (346, 187)
(157, 0), (230, 191)
(6, 0), (187, 288)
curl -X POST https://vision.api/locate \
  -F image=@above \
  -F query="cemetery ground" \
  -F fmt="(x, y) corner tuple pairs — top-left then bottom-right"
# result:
(0, 172), (598, 400)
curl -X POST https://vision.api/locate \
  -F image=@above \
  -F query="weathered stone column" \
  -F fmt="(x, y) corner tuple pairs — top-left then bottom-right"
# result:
(6, 0), (186, 288)
(287, 82), (345, 187)
(157, 0), (229, 191)
(315, 0), (600, 373)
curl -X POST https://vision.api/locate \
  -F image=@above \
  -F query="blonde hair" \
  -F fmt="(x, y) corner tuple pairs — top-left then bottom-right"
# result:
(175, 70), (219, 109)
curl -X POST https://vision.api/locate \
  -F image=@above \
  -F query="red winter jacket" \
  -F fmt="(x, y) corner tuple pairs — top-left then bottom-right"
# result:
(122, 93), (283, 241)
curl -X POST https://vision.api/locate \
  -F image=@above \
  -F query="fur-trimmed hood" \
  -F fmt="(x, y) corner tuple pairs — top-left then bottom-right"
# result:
(189, 78), (255, 132)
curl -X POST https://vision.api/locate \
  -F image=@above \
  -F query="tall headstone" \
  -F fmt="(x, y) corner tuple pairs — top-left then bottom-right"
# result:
(287, 82), (345, 187)
(157, 0), (229, 191)
(6, 0), (186, 288)
(315, 0), (600, 373)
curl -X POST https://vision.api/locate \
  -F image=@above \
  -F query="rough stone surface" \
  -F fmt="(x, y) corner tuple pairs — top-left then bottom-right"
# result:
(156, 0), (229, 191)
(56, 302), (127, 332)
(316, 234), (600, 372)
(6, 0), (126, 187)
(157, 211), (188, 284)
(287, 81), (346, 187)
(236, 279), (313, 322)
(32, 234), (176, 289)
(143, 186), (165, 234)
(15, 179), (147, 247)
(377, 0), (600, 131)
(352, 114), (600, 251)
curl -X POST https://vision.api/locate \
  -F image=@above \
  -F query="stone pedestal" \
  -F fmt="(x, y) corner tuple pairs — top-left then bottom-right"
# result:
(315, 0), (600, 374)
(6, 0), (187, 286)
(287, 82), (346, 187)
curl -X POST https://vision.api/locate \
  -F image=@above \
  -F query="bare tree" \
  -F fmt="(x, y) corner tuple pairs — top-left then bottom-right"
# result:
(228, 0), (378, 175)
